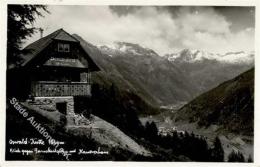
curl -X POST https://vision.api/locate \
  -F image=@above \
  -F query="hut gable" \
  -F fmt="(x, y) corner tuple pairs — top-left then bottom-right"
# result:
(53, 30), (79, 42)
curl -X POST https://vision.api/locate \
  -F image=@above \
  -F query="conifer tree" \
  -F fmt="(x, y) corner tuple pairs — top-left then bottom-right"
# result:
(7, 5), (48, 66)
(144, 121), (158, 142)
(247, 154), (253, 162)
(211, 137), (224, 162)
(228, 150), (245, 162)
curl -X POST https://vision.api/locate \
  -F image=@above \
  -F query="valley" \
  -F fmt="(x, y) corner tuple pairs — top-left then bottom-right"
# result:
(140, 68), (254, 161)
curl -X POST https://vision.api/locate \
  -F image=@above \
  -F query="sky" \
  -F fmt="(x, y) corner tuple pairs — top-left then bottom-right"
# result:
(26, 5), (255, 55)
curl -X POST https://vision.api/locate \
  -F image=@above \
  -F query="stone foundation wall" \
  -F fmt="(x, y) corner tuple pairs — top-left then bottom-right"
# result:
(34, 96), (75, 116)
(32, 96), (91, 126)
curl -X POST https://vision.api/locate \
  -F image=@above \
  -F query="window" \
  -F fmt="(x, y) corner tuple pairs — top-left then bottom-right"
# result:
(64, 44), (70, 52)
(58, 43), (70, 52)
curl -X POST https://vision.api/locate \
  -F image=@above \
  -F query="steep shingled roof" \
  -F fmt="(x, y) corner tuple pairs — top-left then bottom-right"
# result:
(19, 28), (61, 66)
(15, 28), (100, 71)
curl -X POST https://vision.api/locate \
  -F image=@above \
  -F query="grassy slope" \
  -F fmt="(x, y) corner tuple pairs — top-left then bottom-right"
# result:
(6, 100), (188, 161)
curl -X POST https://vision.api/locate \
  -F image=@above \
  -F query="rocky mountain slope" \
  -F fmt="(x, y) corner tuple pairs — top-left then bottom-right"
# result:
(74, 35), (196, 107)
(73, 35), (160, 115)
(174, 68), (254, 136)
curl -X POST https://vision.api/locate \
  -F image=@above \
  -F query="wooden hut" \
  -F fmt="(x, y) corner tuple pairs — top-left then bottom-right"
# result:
(7, 28), (100, 118)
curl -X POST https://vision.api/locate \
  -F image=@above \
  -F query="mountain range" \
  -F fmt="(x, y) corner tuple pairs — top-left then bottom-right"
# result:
(165, 49), (254, 64)
(74, 36), (254, 109)
(164, 49), (254, 96)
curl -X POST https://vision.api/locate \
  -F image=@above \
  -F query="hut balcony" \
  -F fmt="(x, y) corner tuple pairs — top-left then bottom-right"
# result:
(31, 81), (91, 97)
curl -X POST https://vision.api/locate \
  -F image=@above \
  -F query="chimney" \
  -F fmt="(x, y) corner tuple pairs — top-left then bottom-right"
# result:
(39, 28), (44, 38)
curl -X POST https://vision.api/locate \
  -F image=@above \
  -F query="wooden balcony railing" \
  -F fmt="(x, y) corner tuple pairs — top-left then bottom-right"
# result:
(31, 81), (91, 97)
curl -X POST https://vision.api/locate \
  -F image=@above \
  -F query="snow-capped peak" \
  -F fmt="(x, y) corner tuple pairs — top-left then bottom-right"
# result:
(165, 49), (254, 64)
(97, 42), (159, 57)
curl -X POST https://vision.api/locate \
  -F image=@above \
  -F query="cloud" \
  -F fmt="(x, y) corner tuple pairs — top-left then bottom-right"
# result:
(26, 6), (255, 55)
